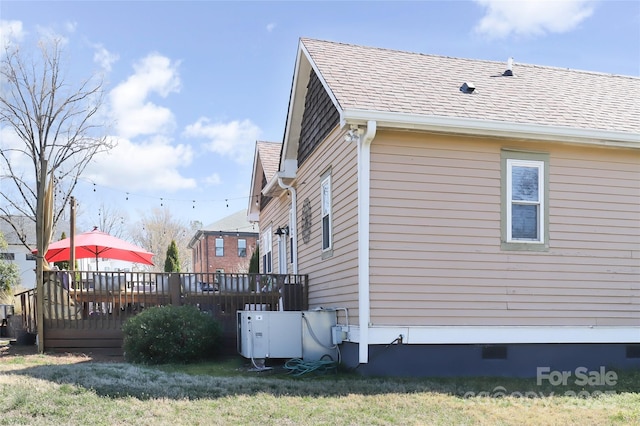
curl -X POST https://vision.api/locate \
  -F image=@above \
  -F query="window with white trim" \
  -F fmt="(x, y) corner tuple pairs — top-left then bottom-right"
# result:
(215, 238), (224, 256)
(238, 239), (247, 257)
(501, 150), (549, 251)
(321, 173), (332, 252)
(262, 228), (272, 273)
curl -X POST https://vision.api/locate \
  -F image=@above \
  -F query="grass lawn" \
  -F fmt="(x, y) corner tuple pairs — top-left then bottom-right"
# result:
(1, 342), (639, 425)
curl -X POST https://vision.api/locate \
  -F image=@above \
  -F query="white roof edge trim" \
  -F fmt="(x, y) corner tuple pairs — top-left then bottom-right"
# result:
(261, 175), (280, 196)
(342, 109), (640, 148)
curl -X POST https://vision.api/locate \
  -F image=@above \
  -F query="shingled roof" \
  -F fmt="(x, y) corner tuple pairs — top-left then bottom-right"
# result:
(298, 38), (639, 139)
(256, 141), (281, 181)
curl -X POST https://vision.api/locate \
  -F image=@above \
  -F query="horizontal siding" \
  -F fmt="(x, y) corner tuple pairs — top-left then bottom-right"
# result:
(295, 126), (360, 320)
(369, 131), (640, 328)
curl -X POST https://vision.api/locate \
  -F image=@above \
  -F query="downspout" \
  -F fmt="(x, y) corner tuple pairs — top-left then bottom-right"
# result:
(277, 177), (298, 274)
(357, 120), (376, 364)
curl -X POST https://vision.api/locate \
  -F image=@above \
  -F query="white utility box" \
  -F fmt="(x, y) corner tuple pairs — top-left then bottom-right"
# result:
(237, 311), (302, 359)
(237, 309), (339, 361)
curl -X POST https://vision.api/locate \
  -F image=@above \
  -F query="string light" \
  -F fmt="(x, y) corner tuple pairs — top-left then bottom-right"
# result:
(77, 178), (260, 213)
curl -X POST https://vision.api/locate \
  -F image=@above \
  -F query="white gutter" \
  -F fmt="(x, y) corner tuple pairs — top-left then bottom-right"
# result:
(356, 120), (377, 364)
(277, 176), (298, 274)
(342, 109), (640, 149)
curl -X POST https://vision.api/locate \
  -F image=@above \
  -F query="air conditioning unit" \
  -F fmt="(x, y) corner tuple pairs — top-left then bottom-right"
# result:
(237, 309), (339, 361)
(237, 311), (303, 359)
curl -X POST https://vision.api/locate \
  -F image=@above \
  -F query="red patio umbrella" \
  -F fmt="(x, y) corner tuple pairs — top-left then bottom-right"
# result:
(38, 227), (154, 268)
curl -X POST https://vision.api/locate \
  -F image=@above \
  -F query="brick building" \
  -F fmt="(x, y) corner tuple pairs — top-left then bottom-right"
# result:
(188, 209), (259, 275)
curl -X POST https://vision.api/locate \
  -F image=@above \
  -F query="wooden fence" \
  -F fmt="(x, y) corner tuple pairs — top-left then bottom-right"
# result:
(16, 271), (308, 357)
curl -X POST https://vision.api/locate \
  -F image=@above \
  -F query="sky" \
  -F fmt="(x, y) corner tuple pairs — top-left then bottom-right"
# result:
(1, 0), (639, 234)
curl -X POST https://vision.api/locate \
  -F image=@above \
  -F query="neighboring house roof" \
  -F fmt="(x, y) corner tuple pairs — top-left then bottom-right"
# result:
(203, 209), (258, 233)
(1, 215), (69, 248)
(188, 209), (258, 249)
(247, 141), (283, 221)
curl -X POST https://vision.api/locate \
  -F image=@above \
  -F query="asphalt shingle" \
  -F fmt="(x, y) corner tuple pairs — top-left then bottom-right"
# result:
(301, 38), (640, 134)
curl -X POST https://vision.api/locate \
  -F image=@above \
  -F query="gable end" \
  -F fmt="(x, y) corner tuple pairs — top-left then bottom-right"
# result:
(297, 69), (340, 166)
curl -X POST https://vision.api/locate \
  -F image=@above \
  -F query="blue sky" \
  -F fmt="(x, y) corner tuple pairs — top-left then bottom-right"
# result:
(1, 0), (639, 232)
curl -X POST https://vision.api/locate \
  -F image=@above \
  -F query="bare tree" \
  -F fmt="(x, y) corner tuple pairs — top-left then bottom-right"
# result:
(129, 208), (192, 272)
(0, 36), (114, 251)
(92, 202), (128, 238)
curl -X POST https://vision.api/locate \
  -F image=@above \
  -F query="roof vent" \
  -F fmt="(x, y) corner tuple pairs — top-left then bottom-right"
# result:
(460, 82), (475, 93)
(503, 57), (514, 76)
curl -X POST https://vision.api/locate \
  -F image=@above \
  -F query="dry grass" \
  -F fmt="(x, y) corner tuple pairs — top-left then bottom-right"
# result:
(1, 345), (639, 425)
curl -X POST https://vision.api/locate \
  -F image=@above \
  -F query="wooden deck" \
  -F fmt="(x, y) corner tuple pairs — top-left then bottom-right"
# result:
(17, 271), (308, 356)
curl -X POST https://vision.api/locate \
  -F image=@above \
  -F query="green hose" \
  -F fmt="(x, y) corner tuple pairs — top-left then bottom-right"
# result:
(284, 357), (337, 376)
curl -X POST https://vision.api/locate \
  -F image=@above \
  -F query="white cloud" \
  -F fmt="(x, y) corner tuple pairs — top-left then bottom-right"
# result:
(0, 20), (25, 46)
(35, 25), (70, 45)
(183, 118), (261, 164)
(64, 21), (77, 33)
(266, 22), (277, 32)
(474, 0), (595, 38)
(86, 135), (196, 192)
(202, 173), (222, 186)
(93, 44), (119, 72)
(109, 53), (181, 139)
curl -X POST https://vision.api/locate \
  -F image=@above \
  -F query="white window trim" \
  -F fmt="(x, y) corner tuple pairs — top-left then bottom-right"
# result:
(501, 150), (549, 252)
(215, 237), (224, 256)
(262, 228), (272, 273)
(321, 174), (332, 253)
(506, 159), (545, 244)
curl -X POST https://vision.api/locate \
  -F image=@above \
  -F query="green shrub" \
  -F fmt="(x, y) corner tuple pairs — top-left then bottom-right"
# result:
(122, 305), (222, 364)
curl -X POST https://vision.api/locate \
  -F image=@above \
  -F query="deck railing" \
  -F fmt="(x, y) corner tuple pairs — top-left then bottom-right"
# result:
(15, 271), (308, 354)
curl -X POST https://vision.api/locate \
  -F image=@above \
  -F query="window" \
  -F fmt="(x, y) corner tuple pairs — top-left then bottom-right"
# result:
(321, 172), (332, 252)
(215, 238), (224, 257)
(262, 229), (272, 273)
(0, 253), (15, 260)
(501, 150), (549, 251)
(238, 239), (247, 257)
(25, 253), (37, 261)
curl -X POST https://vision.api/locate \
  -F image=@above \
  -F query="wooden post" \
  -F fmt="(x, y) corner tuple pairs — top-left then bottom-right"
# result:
(35, 159), (47, 353)
(70, 197), (76, 275)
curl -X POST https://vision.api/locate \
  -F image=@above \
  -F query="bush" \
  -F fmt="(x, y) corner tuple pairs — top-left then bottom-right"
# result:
(122, 305), (222, 364)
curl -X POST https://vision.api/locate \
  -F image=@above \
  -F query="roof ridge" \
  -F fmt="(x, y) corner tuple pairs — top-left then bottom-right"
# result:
(300, 37), (639, 79)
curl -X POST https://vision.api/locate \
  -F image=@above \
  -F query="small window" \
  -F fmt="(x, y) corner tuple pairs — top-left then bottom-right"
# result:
(321, 173), (332, 252)
(501, 150), (549, 251)
(238, 239), (247, 257)
(25, 253), (37, 261)
(215, 238), (224, 257)
(0, 253), (15, 260)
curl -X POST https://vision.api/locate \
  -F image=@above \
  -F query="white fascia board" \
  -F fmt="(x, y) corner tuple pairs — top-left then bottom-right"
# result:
(261, 171), (295, 197)
(342, 109), (640, 149)
(261, 176), (280, 197)
(346, 325), (640, 345)
(280, 160), (298, 178)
